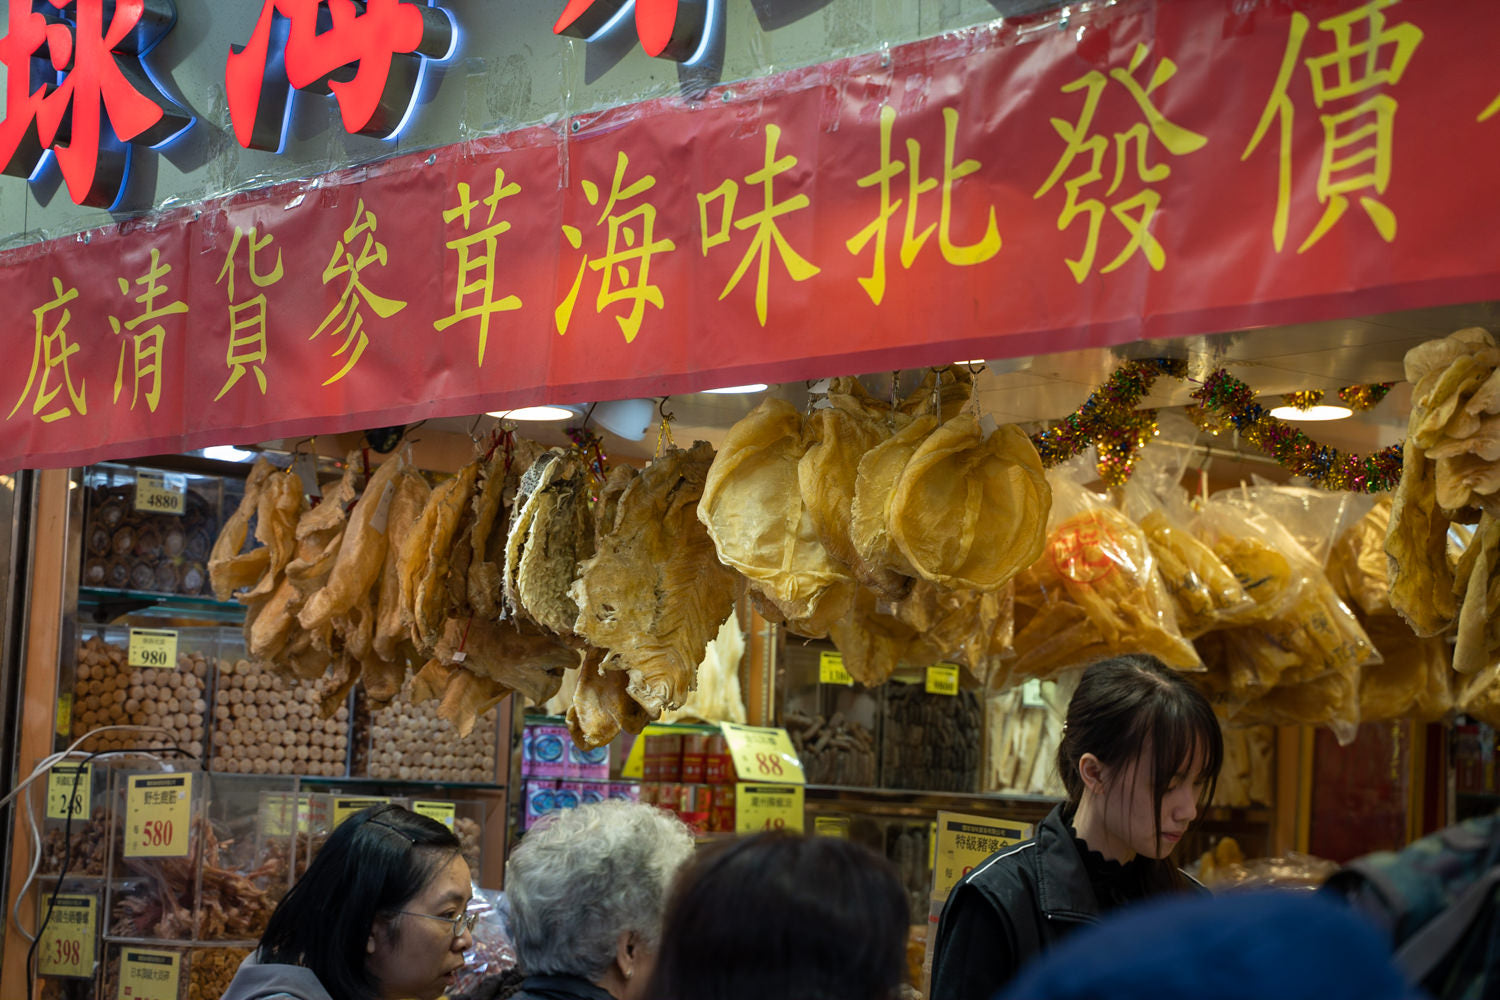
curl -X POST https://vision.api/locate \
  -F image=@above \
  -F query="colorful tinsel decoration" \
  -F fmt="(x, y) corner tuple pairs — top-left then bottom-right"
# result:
(1281, 389), (1325, 411)
(1187, 369), (1402, 493)
(566, 426), (610, 496)
(1337, 382), (1394, 411)
(1029, 358), (1187, 486)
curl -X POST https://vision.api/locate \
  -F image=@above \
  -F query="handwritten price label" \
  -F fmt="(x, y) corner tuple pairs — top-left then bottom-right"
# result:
(719, 723), (805, 786)
(931, 810), (1031, 900)
(125, 774), (192, 858)
(46, 762), (92, 820)
(118, 948), (181, 1000)
(818, 651), (854, 686)
(134, 470), (187, 516)
(925, 663), (960, 696)
(413, 801), (457, 830)
(333, 797), (390, 829)
(37, 894), (95, 979)
(127, 629), (179, 670)
(734, 782), (804, 834)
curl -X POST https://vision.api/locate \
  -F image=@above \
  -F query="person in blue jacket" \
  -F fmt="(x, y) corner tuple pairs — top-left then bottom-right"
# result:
(930, 653), (1224, 1000)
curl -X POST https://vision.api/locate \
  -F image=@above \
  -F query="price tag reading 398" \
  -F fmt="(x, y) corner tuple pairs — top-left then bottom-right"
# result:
(719, 723), (806, 785)
(125, 774), (192, 858)
(127, 629), (178, 670)
(38, 894), (95, 979)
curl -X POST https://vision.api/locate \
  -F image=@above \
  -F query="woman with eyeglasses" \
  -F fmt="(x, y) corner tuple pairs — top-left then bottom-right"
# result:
(221, 803), (476, 1000)
(504, 799), (695, 1000)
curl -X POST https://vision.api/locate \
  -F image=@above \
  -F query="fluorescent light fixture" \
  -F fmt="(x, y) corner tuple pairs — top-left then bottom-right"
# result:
(954, 359), (986, 366)
(702, 383), (768, 394)
(487, 405), (577, 422)
(203, 445), (256, 462)
(1267, 404), (1353, 421)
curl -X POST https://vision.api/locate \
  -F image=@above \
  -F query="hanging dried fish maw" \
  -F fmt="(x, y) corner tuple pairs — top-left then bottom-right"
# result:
(593, 463), (640, 535)
(409, 462), (481, 651)
(899, 367), (975, 422)
(360, 652), (406, 707)
(1385, 438), (1457, 636)
(503, 452), (568, 623)
(850, 414), (938, 583)
(209, 458), (278, 601)
(516, 453), (593, 637)
(374, 469), (432, 662)
(300, 456), (404, 632)
(567, 649), (650, 749)
(799, 383), (909, 597)
(889, 415), (1050, 592)
(700, 399), (851, 625)
(247, 573), (302, 661)
(579, 442), (740, 715)
(828, 585), (939, 687)
(467, 454), (509, 620)
(434, 617), (570, 706)
(245, 469), (307, 600)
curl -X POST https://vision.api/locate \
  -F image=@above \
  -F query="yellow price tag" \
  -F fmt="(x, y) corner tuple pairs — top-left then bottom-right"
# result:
(814, 815), (850, 839)
(55, 693), (72, 738)
(413, 801), (457, 830)
(125, 774), (192, 858)
(818, 651), (854, 686)
(333, 797), (389, 828)
(118, 947), (181, 1000)
(127, 629), (179, 670)
(931, 811), (1031, 900)
(720, 723), (806, 785)
(734, 783), (804, 834)
(134, 470), (186, 516)
(46, 763), (91, 820)
(925, 663), (960, 696)
(260, 792), (311, 838)
(38, 894), (95, 979)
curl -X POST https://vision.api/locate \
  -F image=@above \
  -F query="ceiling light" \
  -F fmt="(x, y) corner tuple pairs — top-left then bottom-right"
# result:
(486, 405), (578, 422)
(702, 383), (768, 394)
(202, 445), (255, 462)
(1267, 404), (1353, 421)
(592, 398), (656, 440)
(954, 359), (986, 366)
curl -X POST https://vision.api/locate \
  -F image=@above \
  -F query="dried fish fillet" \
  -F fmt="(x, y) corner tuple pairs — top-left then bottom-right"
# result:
(433, 616), (570, 706)
(567, 648), (650, 749)
(516, 454), (592, 637)
(208, 458), (277, 601)
(374, 469), (432, 662)
(300, 456), (403, 631)
(408, 462), (480, 651)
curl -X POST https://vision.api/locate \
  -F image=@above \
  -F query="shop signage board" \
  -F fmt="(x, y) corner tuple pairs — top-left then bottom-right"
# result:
(46, 763), (91, 821)
(37, 894), (97, 979)
(3, 0), (1500, 470)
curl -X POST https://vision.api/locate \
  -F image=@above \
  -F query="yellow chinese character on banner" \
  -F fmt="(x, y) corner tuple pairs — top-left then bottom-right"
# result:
(215, 226), (284, 401)
(697, 124), (820, 325)
(1035, 43), (1207, 283)
(435, 168), (522, 365)
(846, 106), (1001, 305)
(110, 248), (188, 413)
(557, 152), (675, 343)
(1243, 0), (1423, 252)
(314, 199), (408, 386)
(9, 277), (86, 423)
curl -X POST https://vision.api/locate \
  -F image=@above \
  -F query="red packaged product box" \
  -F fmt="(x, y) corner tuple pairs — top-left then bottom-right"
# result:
(677, 784), (713, 833)
(681, 734), (708, 783)
(710, 783), (736, 832)
(645, 734), (684, 783)
(705, 734), (731, 784)
(655, 782), (682, 817)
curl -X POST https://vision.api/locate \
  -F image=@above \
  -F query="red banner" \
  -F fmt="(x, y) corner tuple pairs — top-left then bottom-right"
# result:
(4, 0), (1500, 470)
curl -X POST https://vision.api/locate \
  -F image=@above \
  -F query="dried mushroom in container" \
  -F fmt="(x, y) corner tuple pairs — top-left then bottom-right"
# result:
(80, 463), (225, 598)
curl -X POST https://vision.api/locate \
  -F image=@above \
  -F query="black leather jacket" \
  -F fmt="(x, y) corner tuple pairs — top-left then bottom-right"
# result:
(507, 974), (616, 1000)
(929, 804), (1196, 1000)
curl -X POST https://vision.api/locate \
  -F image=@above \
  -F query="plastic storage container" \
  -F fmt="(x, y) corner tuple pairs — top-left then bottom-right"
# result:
(780, 640), (881, 787)
(68, 625), (215, 760)
(79, 463), (225, 598)
(210, 648), (350, 778)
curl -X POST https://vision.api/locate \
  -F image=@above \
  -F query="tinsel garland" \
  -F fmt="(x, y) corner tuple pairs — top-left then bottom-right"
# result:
(1281, 383), (1393, 413)
(1029, 358), (1187, 486)
(1189, 369), (1402, 493)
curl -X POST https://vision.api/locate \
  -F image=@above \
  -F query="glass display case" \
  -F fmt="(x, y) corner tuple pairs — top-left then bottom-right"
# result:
(79, 463), (226, 599)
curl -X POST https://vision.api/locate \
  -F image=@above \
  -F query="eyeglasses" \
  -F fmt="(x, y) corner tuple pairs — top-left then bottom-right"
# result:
(394, 909), (479, 939)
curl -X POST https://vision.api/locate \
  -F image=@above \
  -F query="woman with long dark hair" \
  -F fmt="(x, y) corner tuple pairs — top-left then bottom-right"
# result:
(221, 803), (474, 1000)
(930, 653), (1225, 999)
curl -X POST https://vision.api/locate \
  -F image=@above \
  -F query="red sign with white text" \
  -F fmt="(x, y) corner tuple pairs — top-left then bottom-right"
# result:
(3, 0), (1500, 471)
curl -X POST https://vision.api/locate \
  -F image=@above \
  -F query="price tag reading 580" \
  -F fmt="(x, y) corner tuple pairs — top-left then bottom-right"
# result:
(719, 723), (805, 785)
(125, 774), (192, 858)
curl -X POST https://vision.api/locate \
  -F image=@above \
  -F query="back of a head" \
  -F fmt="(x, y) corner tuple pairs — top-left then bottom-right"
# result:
(1056, 653), (1224, 810)
(257, 803), (462, 1000)
(647, 832), (910, 1000)
(505, 799), (695, 981)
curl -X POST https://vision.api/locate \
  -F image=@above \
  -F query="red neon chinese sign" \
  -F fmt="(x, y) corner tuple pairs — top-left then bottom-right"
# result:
(0, 0), (191, 208)
(226, 0), (456, 152)
(554, 0), (711, 62)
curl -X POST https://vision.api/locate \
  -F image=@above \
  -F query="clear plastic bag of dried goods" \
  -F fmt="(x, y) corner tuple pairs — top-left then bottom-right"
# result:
(1011, 473), (1200, 680)
(450, 887), (520, 1000)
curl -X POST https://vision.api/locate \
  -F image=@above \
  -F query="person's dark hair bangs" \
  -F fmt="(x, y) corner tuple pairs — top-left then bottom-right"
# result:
(648, 832), (909, 1000)
(255, 803), (462, 1000)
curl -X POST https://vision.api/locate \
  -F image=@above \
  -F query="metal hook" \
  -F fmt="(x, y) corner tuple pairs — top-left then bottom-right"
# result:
(467, 413), (486, 441)
(658, 397), (675, 422)
(290, 436), (314, 456)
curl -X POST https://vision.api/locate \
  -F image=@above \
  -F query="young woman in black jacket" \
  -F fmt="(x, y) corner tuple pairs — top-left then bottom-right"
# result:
(930, 653), (1224, 1000)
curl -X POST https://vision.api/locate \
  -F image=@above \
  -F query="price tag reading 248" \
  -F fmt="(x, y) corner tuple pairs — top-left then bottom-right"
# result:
(719, 723), (806, 785)
(125, 774), (192, 858)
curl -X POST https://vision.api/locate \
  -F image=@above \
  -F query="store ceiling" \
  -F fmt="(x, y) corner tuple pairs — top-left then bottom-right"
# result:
(276, 299), (1500, 482)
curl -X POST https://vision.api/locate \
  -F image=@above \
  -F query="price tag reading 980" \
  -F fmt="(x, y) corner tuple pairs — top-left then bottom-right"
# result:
(46, 762), (91, 820)
(127, 629), (179, 670)
(37, 894), (95, 979)
(719, 723), (806, 785)
(134, 470), (187, 515)
(125, 774), (192, 858)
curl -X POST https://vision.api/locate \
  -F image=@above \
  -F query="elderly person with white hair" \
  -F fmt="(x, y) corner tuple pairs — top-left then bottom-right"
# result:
(504, 800), (695, 1000)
